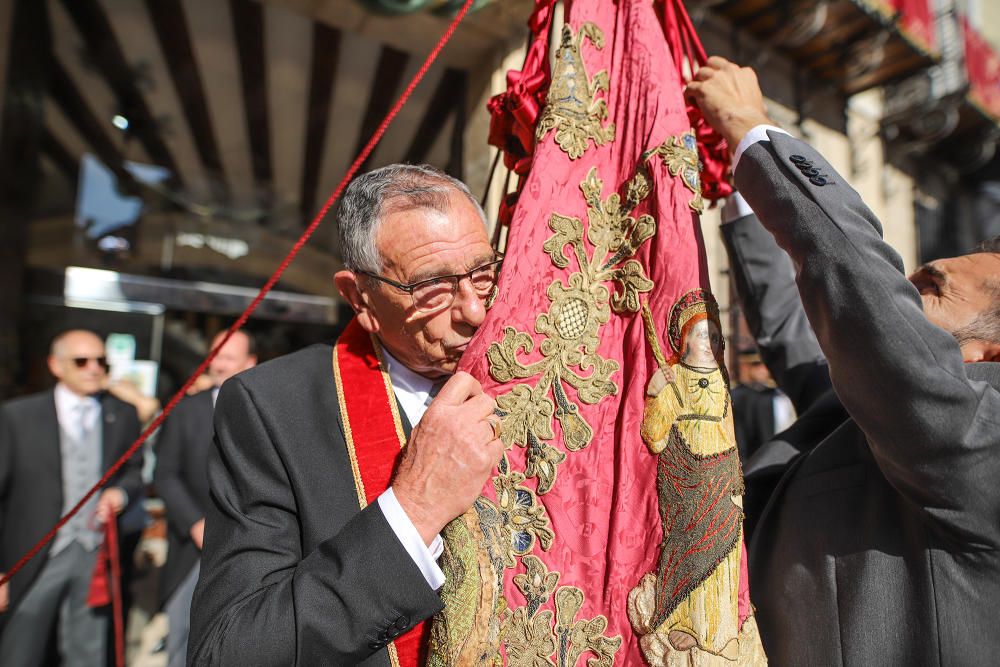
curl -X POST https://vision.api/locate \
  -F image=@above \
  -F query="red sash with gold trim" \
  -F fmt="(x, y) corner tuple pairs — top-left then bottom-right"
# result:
(333, 318), (429, 667)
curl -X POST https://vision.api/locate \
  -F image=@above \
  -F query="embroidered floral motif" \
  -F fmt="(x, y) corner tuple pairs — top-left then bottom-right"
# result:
(646, 131), (704, 213)
(504, 556), (622, 667)
(536, 22), (616, 160)
(488, 167), (656, 493)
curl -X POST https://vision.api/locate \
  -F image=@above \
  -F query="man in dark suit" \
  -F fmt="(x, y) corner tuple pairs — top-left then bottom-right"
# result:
(0, 329), (143, 665)
(731, 348), (794, 463)
(155, 329), (257, 667)
(188, 165), (506, 665)
(689, 58), (1000, 664)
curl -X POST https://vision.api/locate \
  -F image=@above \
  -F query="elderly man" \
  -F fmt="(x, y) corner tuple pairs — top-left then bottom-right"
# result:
(155, 329), (258, 667)
(688, 58), (1000, 664)
(188, 165), (505, 665)
(0, 329), (142, 666)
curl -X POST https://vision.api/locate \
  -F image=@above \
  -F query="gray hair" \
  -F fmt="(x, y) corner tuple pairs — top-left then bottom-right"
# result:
(337, 164), (487, 274)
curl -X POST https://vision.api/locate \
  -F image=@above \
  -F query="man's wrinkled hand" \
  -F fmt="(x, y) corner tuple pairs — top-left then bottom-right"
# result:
(393, 371), (504, 545)
(686, 56), (772, 151)
(95, 487), (126, 525)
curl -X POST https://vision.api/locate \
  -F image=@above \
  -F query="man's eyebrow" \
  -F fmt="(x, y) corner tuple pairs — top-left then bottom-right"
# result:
(920, 263), (948, 284)
(407, 254), (497, 283)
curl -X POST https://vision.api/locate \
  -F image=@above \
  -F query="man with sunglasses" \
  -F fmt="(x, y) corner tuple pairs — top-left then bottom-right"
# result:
(189, 165), (506, 666)
(0, 329), (142, 665)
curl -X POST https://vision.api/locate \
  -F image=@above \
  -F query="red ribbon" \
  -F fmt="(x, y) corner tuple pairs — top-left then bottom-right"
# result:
(87, 517), (124, 667)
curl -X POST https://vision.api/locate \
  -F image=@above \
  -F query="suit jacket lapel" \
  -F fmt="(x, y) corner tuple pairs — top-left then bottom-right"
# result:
(100, 393), (121, 468)
(41, 390), (63, 507)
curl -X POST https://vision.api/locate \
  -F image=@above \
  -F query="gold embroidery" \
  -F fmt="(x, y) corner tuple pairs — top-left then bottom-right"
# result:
(504, 555), (622, 666)
(487, 167), (655, 493)
(646, 131), (704, 213)
(536, 22), (616, 160)
(428, 457), (554, 665)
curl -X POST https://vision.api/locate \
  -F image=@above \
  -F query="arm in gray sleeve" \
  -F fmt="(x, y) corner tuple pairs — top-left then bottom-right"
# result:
(735, 131), (1000, 548)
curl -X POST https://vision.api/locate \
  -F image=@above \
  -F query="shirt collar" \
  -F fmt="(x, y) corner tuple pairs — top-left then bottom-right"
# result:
(380, 347), (437, 400)
(54, 383), (101, 434)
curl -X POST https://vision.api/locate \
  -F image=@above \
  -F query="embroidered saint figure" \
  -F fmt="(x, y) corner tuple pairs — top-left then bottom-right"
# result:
(628, 290), (766, 666)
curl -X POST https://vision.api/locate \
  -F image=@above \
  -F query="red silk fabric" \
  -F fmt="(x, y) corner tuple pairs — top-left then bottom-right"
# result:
(334, 318), (429, 666)
(463, 0), (748, 661)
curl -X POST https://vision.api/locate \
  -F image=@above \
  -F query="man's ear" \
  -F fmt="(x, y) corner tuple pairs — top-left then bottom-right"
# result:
(961, 339), (1000, 364)
(334, 270), (380, 334)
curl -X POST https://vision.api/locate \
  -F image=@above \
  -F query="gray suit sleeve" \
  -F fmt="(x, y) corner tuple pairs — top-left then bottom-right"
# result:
(721, 213), (831, 413)
(735, 131), (1000, 548)
(188, 376), (444, 666)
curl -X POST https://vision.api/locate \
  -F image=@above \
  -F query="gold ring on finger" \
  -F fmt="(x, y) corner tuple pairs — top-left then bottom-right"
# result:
(486, 415), (503, 440)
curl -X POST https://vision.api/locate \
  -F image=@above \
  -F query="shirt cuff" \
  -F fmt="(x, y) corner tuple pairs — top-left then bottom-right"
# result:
(377, 488), (445, 590)
(732, 124), (789, 174)
(721, 191), (754, 224)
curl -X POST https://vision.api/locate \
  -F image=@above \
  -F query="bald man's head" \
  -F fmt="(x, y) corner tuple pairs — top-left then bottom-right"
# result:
(48, 330), (108, 397)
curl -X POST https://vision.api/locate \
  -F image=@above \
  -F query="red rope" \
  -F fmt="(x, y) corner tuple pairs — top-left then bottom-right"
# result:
(0, 0), (475, 589)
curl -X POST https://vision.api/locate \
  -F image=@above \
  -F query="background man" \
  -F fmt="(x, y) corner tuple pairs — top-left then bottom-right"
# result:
(188, 164), (505, 665)
(155, 329), (257, 667)
(689, 57), (1000, 664)
(0, 329), (143, 666)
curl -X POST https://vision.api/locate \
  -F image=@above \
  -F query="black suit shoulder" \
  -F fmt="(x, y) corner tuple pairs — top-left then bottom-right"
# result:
(1, 390), (55, 422)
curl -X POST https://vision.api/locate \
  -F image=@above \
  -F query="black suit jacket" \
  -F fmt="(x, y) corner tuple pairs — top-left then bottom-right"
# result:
(0, 389), (142, 614)
(188, 343), (443, 666)
(154, 389), (214, 606)
(723, 132), (1000, 665)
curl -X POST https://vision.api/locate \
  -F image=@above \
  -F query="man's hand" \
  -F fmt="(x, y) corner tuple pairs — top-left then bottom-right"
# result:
(190, 518), (206, 550)
(393, 371), (504, 545)
(686, 56), (773, 150)
(0, 577), (7, 613)
(95, 487), (126, 525)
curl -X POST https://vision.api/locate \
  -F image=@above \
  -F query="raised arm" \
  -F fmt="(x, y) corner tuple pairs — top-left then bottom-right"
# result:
(187, 377), (443, 665)
(689, 58), (1000, 547)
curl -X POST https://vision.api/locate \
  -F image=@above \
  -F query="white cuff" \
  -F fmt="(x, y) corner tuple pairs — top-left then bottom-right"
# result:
(732, 124), (789, 174)
(721, 191), (754, 224)
(377, 488), (445, 590)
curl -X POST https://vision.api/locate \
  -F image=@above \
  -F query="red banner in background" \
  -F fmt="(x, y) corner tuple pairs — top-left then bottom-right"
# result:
(963, 17), (1000, 122)
(893, 0), (937, 55)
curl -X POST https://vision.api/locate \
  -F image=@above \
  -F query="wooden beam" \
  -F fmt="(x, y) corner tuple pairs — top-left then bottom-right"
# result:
(299, 22), (341, 223)
(354, 45), (410, 173)
(230, 0), (272, 188)
(48, 59), (133, 187)
(404, 67), (466, 166)
(57, 0), (182, 185)
(144, 0), (227, 196)
(41, 128), (78, 183)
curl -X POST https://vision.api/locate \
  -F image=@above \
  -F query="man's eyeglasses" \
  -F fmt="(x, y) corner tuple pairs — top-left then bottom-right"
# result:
(71, 356), (109, 370)
(358, 256), (503, 314)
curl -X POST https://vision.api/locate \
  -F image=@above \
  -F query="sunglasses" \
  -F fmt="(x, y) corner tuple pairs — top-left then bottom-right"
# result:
(71, 356), (109, 370)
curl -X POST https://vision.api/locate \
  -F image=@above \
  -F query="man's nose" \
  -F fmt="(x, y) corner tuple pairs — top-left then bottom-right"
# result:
(452, 277), (487, 326)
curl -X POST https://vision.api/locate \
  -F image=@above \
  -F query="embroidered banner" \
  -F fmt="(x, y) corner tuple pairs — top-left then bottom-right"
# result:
(429, 0), (765, 664)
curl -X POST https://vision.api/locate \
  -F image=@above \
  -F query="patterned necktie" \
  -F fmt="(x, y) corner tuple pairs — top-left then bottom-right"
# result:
(77, 400), (95, 441)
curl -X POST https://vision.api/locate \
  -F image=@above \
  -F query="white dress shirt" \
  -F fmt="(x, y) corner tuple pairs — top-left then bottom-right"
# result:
(375, 348), (446, 590)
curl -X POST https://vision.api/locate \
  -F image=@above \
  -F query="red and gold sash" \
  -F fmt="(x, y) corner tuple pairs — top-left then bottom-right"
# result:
(332, 318), (430, 667)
